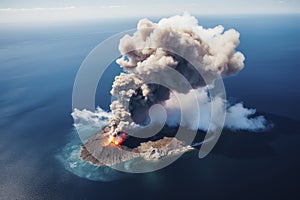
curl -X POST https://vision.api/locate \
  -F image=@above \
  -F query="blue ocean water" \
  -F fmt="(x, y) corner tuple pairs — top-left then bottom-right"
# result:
(0, 15), (300, 199)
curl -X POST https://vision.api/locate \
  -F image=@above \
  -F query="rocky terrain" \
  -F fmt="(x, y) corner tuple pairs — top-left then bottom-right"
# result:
(80, 126), (194, 167)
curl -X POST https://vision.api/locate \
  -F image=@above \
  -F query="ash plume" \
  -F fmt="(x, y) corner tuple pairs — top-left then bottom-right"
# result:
(107, 13), (252, 136)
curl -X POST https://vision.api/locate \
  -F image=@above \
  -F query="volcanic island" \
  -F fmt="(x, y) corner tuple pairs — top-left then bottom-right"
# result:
(80, 125), (197, 167)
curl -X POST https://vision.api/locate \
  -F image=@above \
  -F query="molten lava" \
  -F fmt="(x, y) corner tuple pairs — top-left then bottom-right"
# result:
(103, 132), (127, 146)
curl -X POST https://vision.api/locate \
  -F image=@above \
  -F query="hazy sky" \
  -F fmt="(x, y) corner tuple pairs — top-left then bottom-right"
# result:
(0, 0), (299, 23)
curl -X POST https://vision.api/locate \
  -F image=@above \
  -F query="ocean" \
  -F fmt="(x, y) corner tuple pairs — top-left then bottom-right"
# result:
(0, 15), (300, 199)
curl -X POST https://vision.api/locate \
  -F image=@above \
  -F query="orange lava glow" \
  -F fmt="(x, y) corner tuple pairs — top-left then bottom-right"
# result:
(103, 132), (127, 146)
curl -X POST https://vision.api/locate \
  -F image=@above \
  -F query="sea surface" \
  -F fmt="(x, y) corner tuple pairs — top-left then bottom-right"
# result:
(0, 15), (300, 199)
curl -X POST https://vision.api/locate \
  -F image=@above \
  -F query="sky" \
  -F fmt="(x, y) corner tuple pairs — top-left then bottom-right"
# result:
(0, 0), (300, 23)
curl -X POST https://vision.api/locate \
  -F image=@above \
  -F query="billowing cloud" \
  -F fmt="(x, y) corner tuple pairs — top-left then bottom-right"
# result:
(71, 107), (111, 129)
(225, 103), (267, 131)
(73, 14), (267, 138)
(109, 13), (245, 135)
(163, 87), (267, 131)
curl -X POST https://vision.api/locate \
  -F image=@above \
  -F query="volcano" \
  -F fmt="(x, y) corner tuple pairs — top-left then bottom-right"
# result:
(80, 125), (195, 167)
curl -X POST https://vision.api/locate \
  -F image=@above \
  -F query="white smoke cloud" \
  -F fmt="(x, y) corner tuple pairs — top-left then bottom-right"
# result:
(72, 91), (267, 134)
(71, 107), (111, 129)
(71, 107), (113, 141)
(225, 103), (267, 131)
(162, 87), (267, 132)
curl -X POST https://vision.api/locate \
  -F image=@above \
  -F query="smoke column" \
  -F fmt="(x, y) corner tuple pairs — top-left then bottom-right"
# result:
(72, 14), (266, 139)
(107, 13), (251, 137)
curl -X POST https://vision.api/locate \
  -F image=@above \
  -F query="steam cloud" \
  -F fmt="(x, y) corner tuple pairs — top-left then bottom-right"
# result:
(72, 107), (111, 129)
(73, 14), (267, 136)
(163, 87), (267, 131)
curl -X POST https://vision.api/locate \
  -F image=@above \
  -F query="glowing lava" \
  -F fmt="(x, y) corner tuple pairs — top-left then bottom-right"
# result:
(103, 132), (127, 146)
